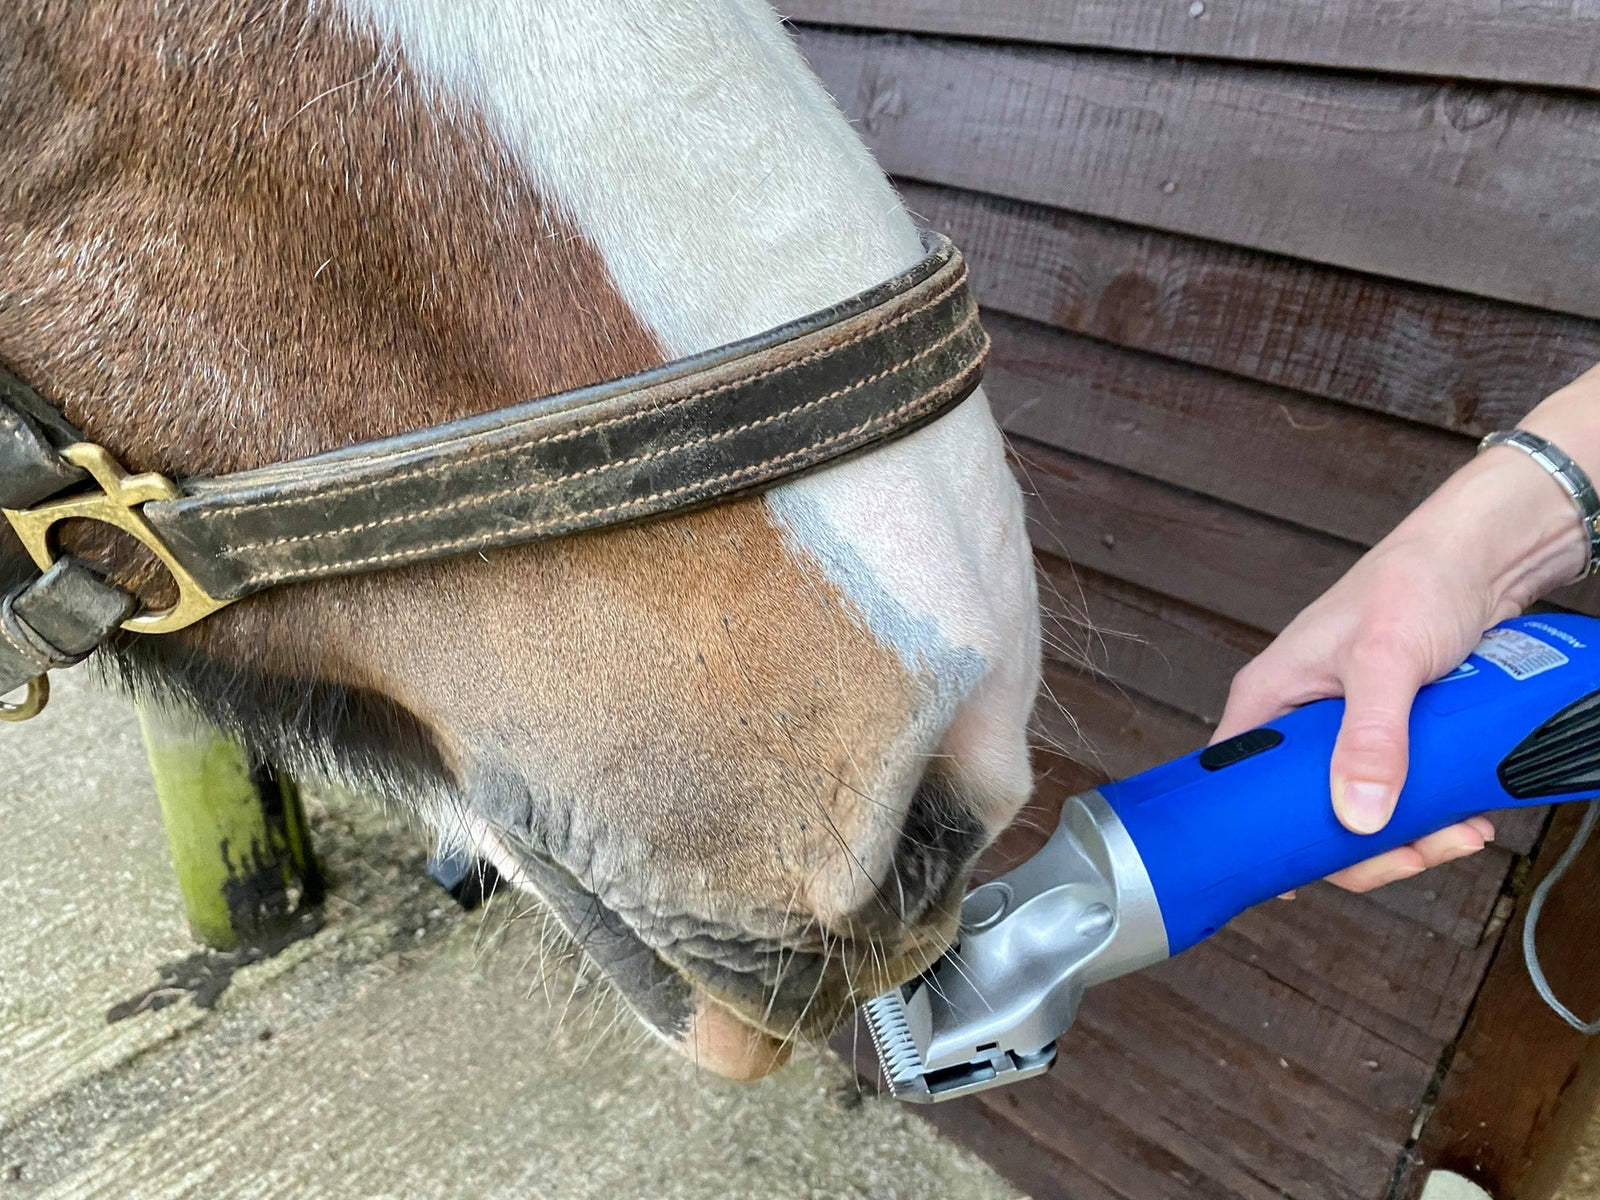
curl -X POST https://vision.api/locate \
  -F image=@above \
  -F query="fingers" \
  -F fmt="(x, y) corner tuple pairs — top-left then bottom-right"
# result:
(1329, 641), (1429, 834)
(1212, 658), (1305, 744)
(1327, 819), (1495, 893)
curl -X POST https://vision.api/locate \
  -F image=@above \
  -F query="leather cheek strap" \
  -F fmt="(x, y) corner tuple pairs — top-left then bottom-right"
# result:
(0, 365), (89, 508)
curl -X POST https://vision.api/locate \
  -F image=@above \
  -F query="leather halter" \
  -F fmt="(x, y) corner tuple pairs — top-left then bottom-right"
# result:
(0, 233), (986, 718)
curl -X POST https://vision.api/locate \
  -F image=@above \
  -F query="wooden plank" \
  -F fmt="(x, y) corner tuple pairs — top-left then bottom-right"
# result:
(1015, 435), (1600, 639)
(1066, 972), (1408, 1197)
(786, 1), (1600, 94)
(1047, 1017), (1374, 1199)
(1147, 938), (1435, 1114)
(1016, 437), (1363, 633)
(797, 28), (1600, 319)
(1215, 872), (1506, 1051)
(989, 311), (1473, 548)
(1038, 555), (1266, 727)
(901, 1093), (1123, 1200)
(1032, 654), (1210, 780)
(904, 182), (1600, 438)
(977, 1065), (1273, 1200)
(1403, 804), (1600, 1197)
(1362, 833), (1525, 941)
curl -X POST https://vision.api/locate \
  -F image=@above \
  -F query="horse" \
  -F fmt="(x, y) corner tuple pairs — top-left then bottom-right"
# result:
(0, 0), (1042, 1082)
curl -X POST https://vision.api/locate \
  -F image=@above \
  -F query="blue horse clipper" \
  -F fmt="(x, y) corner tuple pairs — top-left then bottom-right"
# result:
(865, 614), (1600, 1102)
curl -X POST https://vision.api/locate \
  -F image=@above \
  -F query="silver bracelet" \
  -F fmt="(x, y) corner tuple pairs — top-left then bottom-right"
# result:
(1479, 428), (1600, 580)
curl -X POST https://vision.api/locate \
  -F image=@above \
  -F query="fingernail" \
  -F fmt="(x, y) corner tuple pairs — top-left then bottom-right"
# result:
(1341, 781), (1392, 834)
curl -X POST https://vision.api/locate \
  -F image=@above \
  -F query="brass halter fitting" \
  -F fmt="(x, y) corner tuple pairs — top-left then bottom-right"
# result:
(2, 442), (231, 635)
(0, 674), (48, 723)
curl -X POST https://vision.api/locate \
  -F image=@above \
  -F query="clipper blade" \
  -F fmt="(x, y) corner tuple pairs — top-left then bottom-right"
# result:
(860, 980), (1057, 1103)
(861, 788), (1164, 1103)
(862, 988), (927, 1098)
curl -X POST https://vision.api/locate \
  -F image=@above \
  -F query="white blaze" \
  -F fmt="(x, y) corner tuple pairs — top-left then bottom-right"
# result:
(332, 0), (1040, 817)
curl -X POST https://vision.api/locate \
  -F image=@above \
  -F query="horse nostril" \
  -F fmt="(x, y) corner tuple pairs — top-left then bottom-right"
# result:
(884, 775), (985, 926)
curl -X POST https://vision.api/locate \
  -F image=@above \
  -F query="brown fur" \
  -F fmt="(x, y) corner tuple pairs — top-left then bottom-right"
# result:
(0, 1), (973, 1073)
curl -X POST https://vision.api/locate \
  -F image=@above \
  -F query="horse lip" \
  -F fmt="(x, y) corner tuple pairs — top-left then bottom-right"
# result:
(508, 847), (698, 1042)
(501, 843), (968, 1047)
(507, 844), (835, 1040)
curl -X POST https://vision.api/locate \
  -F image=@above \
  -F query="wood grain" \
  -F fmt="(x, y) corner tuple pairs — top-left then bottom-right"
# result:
(1213, 873), (1504, 1051)
(1032, 653), (1210, 781)
(1403, 804), (1600, 1197)
(1043, 1014), (1376, 1199)
(906, 182), (1600, 437)
(797, 28), (1600, 318)
(1015, 434), (1600, 630)
(1017, 436), (1363, 633)
(989, 311), (1473, 547)
(785, 1), (1600, 93)
(1037, 555), (1266, 727)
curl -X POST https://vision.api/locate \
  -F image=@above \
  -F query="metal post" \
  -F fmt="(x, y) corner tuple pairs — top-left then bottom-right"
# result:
(136, 703), (321, 950)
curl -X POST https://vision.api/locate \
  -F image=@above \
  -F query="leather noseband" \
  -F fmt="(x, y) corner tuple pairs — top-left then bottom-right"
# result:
(0, 233), (986, 718)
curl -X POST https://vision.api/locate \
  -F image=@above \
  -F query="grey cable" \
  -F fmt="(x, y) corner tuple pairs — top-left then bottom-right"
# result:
(1522, 800), (1600, 1034)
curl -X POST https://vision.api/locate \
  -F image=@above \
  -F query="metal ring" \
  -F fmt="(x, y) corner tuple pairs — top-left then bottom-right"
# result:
(0, 674), (50, 722)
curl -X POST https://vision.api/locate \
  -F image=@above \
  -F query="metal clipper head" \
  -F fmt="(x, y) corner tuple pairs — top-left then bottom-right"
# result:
(860, 790), (1170, 1103)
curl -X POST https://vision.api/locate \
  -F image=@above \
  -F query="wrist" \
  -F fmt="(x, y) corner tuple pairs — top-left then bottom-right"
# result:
(1396, 446), (1587, 616)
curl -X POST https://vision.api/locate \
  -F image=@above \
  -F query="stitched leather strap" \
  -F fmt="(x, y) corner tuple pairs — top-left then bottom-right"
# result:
(145, 233), (984, 601)
(0, 233), (985, 698)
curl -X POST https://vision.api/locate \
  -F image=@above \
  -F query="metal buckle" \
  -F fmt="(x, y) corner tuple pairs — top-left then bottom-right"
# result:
(0, 675), (49, 722)
(1, 443), (230, 635)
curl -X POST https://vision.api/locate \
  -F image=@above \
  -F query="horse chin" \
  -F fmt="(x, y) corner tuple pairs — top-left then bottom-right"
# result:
(653, 888), (965, 1082)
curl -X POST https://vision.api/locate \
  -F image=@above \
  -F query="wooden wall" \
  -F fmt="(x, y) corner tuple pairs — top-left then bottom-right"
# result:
(791, 5), (1600, 1198)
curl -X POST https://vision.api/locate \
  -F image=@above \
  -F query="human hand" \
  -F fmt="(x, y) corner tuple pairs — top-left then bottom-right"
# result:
(1212, 369), (1600, 891)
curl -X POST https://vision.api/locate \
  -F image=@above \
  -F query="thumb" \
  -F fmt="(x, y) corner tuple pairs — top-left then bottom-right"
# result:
(1330, 648), (1427, 835)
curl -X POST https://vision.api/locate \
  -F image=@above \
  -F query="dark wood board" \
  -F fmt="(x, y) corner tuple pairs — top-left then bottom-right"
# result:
(903, 182), (1600, 438)
(988, 310), (1474, 548)
(1014, 435), (1600, 647)
(785, 1), (1600, 93)
(1212, 872), (1504, 1053)
(1036, 554), (1266, 727)
(1401, 803), (1600, 1198)
(1016, 436), (1365, 634)
(1032, 652), (1210, 781)
(796, 28), (1600, 319)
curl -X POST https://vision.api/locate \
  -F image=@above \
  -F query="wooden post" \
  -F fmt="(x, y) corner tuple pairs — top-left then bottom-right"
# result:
(136, 703), (321, 950)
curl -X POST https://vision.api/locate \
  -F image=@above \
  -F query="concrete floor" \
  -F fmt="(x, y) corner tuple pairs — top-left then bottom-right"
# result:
(1557, 1121), (1600, 1199)
(0, 670), (1019, 1200)
(4, 669), (1599, 1199)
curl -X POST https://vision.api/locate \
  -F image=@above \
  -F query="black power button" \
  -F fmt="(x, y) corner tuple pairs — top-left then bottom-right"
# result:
(1198, 727), (1284, 771)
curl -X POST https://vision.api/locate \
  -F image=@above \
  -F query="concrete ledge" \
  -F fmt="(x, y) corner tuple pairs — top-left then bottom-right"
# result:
(0, 671), (1019, 1200)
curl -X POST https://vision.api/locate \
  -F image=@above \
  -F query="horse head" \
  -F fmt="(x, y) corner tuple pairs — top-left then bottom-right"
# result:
(0, 0), (1042, 1079)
